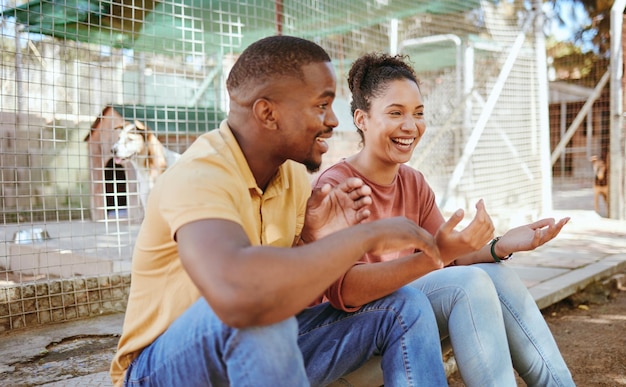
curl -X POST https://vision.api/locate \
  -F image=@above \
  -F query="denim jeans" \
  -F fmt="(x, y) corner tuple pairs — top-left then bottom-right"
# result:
(124, 286), (447, 387)
(412, 263), (575, 387)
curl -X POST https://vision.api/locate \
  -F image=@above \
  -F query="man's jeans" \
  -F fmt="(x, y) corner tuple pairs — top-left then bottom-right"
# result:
(124, 286), (448, 386)
(413, 263), (575, 387)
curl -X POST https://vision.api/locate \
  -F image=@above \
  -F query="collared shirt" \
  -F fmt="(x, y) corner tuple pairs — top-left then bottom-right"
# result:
(110, 120), (311, 386)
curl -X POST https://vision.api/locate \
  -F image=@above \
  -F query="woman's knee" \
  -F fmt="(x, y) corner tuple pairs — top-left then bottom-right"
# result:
(476, 263), (527, 292)
(419, 266), (502, 316)
(439, 265), (498, 296)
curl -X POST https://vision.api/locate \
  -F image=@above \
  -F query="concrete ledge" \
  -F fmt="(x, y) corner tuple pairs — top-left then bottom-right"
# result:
(531, 254), (626, 309)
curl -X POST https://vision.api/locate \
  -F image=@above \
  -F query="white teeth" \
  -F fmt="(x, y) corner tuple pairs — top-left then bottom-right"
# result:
(393, 138), (414, 145)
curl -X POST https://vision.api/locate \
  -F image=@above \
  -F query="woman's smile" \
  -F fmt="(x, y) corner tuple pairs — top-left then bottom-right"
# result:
(391, 137), (415, 149)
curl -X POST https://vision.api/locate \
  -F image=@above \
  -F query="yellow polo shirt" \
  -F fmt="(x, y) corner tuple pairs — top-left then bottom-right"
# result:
(110, 120), (310, 386)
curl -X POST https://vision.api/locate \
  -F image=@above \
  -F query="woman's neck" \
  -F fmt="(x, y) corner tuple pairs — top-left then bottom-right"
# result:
(347, 151), (399, 185)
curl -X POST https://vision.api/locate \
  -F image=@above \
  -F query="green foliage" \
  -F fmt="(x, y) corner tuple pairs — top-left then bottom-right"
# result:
(544, 0), (614, 84)
(545, 0), (613, 56)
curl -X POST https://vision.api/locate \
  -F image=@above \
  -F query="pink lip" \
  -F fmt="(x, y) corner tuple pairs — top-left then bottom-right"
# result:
(316, 137), (329, 153)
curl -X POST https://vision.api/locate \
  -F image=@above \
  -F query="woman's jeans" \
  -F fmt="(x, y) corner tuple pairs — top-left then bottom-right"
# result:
(124, 286), (448, 387)
(412, 263), (575, 387)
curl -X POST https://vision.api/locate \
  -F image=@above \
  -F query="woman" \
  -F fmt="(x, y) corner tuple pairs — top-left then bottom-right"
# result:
(313, 53), (575, 386)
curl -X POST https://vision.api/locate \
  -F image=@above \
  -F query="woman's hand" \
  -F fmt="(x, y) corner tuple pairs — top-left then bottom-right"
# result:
(435, 199), (494, 264)
(494, 217), (570, 257)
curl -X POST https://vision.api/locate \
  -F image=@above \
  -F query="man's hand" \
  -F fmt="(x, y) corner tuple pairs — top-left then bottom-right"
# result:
(435, 199), (494, 264)
(301, 177), (372, 242)
(367, 217), (442, 268)
(494, 217), (570, 257)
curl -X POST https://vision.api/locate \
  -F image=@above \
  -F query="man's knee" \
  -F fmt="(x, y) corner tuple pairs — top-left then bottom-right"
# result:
(393, 285), (431, 305)
(237, 317), (299, 347)
(386, 286), (437, 324)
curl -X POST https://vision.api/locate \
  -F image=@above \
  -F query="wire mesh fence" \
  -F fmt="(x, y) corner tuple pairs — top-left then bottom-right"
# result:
(549, 61), (611, 217)
(0, 0), (618, 329)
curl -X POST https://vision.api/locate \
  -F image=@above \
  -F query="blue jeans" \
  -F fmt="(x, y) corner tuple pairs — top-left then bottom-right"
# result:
(412, 263), (575, 387)
(124, 286), (447, 386)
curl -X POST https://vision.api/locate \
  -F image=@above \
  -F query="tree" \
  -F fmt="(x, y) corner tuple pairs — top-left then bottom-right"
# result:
(545, 0), (613, 57)
(543, 0), (613, 85)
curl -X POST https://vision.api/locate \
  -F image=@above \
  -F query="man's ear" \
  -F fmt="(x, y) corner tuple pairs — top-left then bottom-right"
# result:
(252, 98), (278, 130)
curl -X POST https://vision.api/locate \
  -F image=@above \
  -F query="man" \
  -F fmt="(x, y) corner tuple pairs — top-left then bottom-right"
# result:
(110, 35), (448, 386)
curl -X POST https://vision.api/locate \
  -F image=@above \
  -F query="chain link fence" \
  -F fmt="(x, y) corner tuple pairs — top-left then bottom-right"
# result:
(0, 0), (619, 330)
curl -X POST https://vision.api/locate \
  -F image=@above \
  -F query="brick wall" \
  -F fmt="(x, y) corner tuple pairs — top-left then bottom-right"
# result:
(0, 273), (130, 332)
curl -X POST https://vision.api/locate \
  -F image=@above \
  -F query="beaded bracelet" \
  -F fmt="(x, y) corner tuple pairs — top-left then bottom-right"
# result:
(490, 236), (513, 262)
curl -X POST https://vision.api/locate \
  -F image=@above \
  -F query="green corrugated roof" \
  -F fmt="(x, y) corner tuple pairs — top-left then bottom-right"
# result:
(1, 0), (483, 55)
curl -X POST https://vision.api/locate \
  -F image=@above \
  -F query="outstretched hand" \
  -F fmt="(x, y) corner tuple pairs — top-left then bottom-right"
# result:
(495, 217), (570, 257)
(368, 217), (442, 267)
(301, 177), (373, 242)
(435, 199), (495, 265)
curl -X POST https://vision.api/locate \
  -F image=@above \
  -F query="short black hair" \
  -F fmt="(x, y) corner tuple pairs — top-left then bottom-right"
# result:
(226, 35), (331, 94)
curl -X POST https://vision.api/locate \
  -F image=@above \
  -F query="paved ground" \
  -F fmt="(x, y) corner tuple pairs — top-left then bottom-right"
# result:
(1, 208), (626, 386)
(0, 314), (121, 386)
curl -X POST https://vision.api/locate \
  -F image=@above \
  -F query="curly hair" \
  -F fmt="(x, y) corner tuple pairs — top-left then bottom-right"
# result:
(348, 53), (419, 141)
(226, 35), (331, 95)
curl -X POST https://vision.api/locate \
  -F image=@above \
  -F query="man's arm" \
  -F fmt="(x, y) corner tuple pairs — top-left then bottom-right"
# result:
(177, 216), (439, 328)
